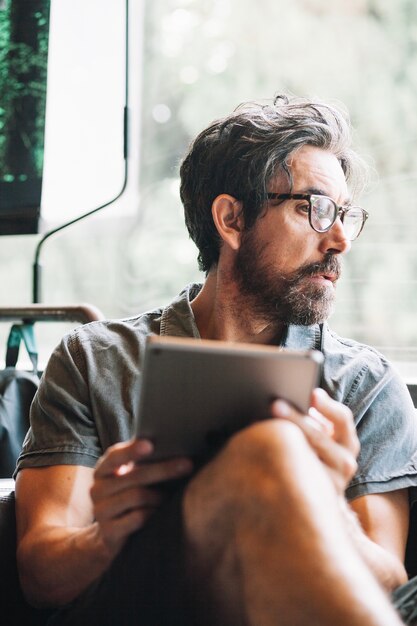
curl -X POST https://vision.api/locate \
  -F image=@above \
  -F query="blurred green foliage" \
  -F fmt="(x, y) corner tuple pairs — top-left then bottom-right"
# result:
(0, 0), (50, 179)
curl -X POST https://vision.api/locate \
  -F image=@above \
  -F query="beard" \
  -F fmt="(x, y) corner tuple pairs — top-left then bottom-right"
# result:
(234, 228), (341, 326)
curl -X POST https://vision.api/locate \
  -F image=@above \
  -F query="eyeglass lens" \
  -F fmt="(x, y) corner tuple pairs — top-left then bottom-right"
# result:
(310, 196), (363, 240)
(310, 196), (335, 232)
(342, 207), (364, 240)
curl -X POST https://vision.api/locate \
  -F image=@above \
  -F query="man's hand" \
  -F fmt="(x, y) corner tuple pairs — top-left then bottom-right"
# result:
(271, 388), (359, 494)
(15, 444), (193, 607)
(91, 438), (193, 558)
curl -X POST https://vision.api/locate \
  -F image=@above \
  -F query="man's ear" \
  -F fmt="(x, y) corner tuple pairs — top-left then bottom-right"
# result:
(212, 194), (244, 251)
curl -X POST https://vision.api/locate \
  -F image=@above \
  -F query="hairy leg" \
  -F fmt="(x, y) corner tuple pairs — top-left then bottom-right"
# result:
(183, 419), (404, 626)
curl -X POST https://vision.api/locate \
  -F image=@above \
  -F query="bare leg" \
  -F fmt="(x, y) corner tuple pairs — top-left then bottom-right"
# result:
(183, 420), (404, 626)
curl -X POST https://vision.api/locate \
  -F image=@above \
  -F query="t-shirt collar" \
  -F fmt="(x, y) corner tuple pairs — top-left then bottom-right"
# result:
(161, 282), (321, 351)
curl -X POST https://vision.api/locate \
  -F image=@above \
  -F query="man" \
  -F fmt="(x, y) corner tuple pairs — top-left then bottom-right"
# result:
(14, 94), (417, 625)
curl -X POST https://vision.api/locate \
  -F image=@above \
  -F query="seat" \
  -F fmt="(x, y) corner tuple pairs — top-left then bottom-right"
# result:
(0, 480), (53, 625)
(0, 304), (104, 624)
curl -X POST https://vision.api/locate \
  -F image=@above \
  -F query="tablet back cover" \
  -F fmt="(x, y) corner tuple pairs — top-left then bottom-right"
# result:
(137, 336), (323, 460)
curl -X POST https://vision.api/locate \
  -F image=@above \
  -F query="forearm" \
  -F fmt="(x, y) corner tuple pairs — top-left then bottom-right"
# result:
(16, 445), (193, 609)
(17, 522), (116, 607)
(340, 498), (408, 591)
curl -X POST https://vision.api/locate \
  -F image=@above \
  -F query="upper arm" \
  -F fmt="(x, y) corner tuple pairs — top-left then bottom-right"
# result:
(15, 465), (95, 545)
(349, 489), (410, 562)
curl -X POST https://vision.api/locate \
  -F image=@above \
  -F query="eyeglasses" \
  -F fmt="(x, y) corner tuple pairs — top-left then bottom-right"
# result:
(266, 193), (369, 241)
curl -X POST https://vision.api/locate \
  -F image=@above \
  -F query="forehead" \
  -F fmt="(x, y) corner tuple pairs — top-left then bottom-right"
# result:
(285, 145), (349, 202)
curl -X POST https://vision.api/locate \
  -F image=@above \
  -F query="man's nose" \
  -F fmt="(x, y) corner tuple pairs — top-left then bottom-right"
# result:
(319, 217), (352, 256)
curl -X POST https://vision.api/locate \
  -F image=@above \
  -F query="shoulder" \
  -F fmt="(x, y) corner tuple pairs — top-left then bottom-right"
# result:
(322, 327), (417, 500)
(74, 307), (164, 342)
(60, 282), (203, 364)
(58, 307), (164, 370)
(323, 323), (390, 373)
(321, 324), (410, 417)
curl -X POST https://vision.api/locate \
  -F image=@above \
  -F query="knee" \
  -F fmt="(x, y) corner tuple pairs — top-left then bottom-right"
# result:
(228, 418), (309, 474)
(183, 419), (310, 536)
(227, 419), (316, 502)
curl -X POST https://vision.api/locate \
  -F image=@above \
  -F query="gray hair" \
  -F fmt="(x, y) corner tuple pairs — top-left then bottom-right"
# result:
(180, 93), (368, 273)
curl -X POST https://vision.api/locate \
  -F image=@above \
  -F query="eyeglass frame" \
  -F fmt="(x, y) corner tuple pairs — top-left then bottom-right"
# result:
(265, 193), (369, 240)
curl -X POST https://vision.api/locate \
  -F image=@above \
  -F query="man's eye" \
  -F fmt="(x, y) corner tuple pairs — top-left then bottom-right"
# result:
(296, 203), (310, 214)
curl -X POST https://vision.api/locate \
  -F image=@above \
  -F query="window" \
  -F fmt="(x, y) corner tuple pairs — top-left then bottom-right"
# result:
(138, 0), (417, 380)
(1, 0), (416, 379)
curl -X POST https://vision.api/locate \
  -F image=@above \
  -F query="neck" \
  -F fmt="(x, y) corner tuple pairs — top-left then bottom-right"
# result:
(191, 270), (285, 345)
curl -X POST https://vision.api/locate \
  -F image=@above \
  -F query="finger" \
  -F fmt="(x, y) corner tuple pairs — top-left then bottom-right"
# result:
(311, 388), (359, 456)
(298, 417), (358, 483)
(95, 506), (158, 554)
(133, 457), (194, 485)
(93, 456), (193, 500)
(94, 486), (163, 523)
(271, 399), (325, 441)
(272, 399), (357, 484)
(95, 438), (154, 478)
(307, 407), (334, 437)
(272, 398), (329, 443)
(271, 398), (305, 423)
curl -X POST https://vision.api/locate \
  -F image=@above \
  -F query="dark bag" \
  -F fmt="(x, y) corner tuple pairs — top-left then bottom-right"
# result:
(0, 323), (39, 477)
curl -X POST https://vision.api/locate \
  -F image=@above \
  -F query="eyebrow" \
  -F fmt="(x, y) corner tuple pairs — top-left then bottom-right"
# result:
(299, 187), (352, 206)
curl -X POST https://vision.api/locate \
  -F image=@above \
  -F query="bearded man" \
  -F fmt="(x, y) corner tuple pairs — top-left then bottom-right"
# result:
(15, 94), (417, 625)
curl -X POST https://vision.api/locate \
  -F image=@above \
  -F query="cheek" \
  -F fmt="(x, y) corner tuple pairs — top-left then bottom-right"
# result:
(278, 248), (305, 272)
(267, 235), (316, 273)
(255, 214), (319, 270)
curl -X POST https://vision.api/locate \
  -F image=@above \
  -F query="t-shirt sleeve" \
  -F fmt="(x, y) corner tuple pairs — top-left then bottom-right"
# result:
(345, 364), (417, 502)
(14, 330), (102, 473)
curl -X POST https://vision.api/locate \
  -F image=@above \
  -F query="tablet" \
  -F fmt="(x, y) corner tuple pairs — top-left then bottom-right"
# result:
(136, 335), (323, 461)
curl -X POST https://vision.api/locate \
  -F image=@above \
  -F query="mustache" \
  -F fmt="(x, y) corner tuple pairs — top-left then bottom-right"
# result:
(287, 255), (342, 283)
